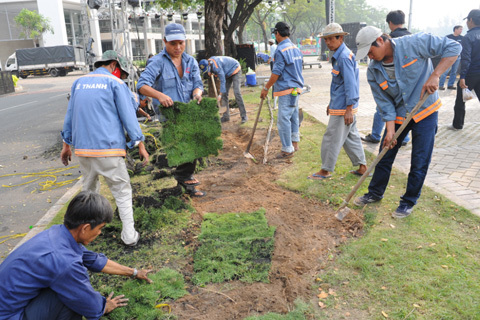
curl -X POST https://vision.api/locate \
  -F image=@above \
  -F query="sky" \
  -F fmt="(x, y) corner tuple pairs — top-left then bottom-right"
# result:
(365, 0), (480, 35)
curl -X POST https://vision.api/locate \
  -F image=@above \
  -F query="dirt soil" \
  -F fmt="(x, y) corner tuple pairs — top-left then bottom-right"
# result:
(170, 105), (361, 319)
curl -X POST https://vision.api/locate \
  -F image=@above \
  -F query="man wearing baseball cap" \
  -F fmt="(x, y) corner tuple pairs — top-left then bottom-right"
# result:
(206, 56), (248, 123)
(450, 9), (480, 130)
(61, 50), (149, 246)
(353, 26), (461, 218)
(137, 23), (205, 197)
(261, 22), (304, 159)
(308, 23), (367, 180)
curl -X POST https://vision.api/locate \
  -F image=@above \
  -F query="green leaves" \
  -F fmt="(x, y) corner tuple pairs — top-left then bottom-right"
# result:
(14, 9), (54, 44)
(161, 98), (223, 167)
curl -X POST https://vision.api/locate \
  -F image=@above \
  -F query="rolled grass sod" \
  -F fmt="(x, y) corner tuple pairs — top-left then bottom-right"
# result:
(161, 98), (223, 167)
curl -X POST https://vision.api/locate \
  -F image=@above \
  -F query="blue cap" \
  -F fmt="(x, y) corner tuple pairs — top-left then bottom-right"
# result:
(165, 23), (186, 42)
(198, 59), (208, 73)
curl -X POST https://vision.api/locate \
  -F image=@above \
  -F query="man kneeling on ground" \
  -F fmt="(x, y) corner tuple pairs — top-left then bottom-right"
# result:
(0, 191), (152, 320)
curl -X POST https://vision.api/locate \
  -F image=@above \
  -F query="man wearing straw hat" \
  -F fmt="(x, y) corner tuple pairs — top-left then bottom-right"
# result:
(308, 23), (367, 180)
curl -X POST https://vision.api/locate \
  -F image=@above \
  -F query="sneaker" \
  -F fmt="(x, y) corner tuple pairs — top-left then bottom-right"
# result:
(353, 194), (381, 206)
(439, 86), (445, 90)
(447, 86), (456, 90)
(241, 117), (247, 124)
(361, 134), (380, 144)
(221, 115), (230, 123)
(392, 204), (414, 219)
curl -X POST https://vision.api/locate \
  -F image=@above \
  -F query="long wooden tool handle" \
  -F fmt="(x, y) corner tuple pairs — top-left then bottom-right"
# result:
(342, 92), (431, 205)
(245, 98), (265, 154)
(211, 75), (219, 97)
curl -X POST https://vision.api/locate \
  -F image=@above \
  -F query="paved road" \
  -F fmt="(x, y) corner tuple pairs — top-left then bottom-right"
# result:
(0, 72), (83, 260)
(299, 56), (480, 216)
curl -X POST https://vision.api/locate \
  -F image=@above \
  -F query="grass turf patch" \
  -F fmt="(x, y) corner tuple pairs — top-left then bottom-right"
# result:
(161, 98), (223, 167)
(101, 268), (187, 320)
(193, 209), (276, 285)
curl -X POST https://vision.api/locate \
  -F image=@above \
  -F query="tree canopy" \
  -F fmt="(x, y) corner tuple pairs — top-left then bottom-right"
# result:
(14, 9), (54, 46)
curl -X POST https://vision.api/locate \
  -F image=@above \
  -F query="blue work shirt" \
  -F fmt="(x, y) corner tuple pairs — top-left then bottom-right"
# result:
(62, 67), (145, 157)
(460, 26), (480, 78)
(328, 42), (359, 116)
(0, 225), (108, 320)
(367, 32), (461, 124)
(207, 56), (241, 94)
(136, 48), (203, 105)
(272, 38), (304, 96)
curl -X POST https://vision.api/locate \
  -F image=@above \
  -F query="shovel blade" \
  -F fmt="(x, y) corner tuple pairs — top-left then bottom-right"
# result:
(335, 206), (351, 221)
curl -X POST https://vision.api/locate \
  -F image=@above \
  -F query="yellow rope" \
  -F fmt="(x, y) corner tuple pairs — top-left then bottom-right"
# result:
(154, 303), (171, 313)
(143, 132), (159, 149)
(0, 165), (80, 193)
(0, 233), (27, 245)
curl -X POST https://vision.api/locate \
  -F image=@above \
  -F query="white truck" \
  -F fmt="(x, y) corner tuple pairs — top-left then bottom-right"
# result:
(4, 45), (86, 78)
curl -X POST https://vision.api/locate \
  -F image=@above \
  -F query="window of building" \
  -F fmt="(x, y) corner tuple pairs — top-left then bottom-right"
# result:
(64, 9), (85, 47)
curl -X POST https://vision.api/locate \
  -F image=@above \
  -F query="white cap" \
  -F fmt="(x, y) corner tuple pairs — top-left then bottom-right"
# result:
(355, 26), (382, 60)
(319, 23), (349, 38)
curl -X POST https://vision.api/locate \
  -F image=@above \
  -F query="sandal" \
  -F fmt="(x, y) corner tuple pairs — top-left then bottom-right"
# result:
(178, 177), (200, 187)
(187, 188), (207, 198)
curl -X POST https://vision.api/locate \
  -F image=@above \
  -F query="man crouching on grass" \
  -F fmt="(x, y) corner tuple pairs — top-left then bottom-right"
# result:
(0, 191), (152, 320)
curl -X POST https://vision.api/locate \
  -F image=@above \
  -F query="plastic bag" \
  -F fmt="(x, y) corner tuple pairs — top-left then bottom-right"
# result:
(462, 88), (477, 102)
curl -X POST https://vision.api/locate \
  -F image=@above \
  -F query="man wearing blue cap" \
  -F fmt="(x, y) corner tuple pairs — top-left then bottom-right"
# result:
(137, 23), (206, 197)
(204, 56), (247, 123)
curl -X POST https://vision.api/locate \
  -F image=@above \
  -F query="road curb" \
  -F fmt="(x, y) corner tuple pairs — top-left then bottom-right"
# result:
(12, 180), (82, 252)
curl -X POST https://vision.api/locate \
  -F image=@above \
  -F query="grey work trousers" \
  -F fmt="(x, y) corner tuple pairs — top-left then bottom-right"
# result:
(221, 72), (247, 120)
(321, 115), (366, 172)
(78, 156), (138, 245)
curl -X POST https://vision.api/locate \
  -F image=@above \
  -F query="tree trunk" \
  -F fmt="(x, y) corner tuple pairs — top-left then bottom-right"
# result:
(237, 24), (245, 45)
(204, 0), (227, 58)
(261, 23), (268, 52)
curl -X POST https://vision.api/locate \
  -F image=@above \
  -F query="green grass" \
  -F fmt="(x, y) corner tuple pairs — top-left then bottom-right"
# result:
(275, 110), (480, 319)
(193, 209), (276, 285)
(46, 87), (480, 319)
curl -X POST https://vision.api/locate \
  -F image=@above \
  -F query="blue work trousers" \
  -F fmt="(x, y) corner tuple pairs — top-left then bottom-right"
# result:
(439, 58), (460, 88)
(23, 288), (82, 320)
(367, 111), (438, 206)
(277, 94), (300, 153)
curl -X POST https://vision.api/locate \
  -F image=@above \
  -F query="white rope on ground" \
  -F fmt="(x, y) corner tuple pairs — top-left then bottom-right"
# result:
(263, 96), (274, 164)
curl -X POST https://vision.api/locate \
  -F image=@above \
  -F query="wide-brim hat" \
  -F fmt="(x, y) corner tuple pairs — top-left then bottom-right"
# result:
(355, 26), (382, 60)
(94, 50), (128, 75)
(319, 23), (349, 38)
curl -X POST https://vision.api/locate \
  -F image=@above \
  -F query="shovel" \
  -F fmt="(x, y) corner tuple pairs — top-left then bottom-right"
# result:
(210, 75), (222, 109)
(244, 97), (265, 161)
(335, 92), (431, 221)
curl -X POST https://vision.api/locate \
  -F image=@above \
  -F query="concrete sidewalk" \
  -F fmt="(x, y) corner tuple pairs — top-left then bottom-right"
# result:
(298, 57), (480, 216)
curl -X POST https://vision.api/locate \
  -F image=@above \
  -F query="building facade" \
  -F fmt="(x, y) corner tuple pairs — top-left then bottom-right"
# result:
(0, 0), (204, 69)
